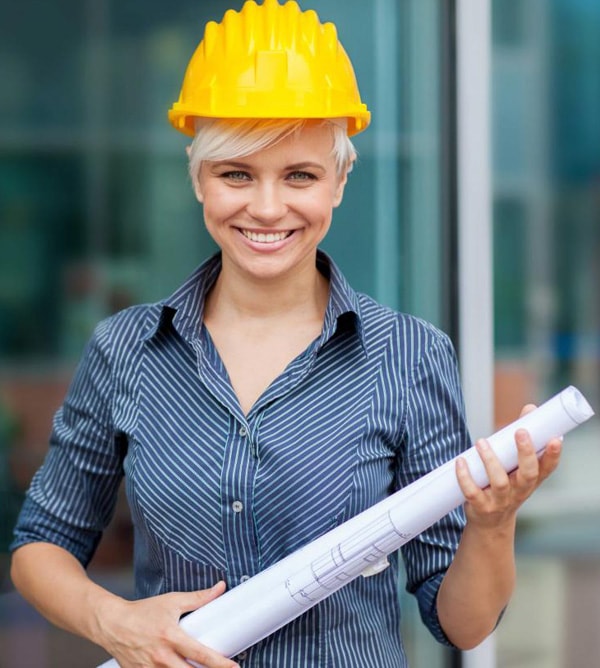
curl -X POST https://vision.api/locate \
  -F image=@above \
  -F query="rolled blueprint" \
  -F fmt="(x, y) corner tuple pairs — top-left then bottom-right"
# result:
(99, 385), (594, 667)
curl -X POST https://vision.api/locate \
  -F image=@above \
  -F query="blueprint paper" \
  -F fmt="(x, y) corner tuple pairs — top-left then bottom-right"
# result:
(99, 385), (594, 667)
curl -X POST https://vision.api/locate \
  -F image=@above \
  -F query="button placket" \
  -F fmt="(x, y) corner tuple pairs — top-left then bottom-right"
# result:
(222, 414), (261, 585)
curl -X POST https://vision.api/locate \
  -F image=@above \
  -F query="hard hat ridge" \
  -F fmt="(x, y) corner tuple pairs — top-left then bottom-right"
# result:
(168, 0), (371, 137)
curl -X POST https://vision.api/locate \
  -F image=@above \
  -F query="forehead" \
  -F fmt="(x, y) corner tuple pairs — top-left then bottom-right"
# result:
(233, 123), (336, 166)
(274, 124), (333, 155)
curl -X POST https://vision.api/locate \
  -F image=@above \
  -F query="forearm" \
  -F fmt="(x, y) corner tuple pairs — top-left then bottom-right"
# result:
(10, 542), (123, 648)
(11, 542), (239, 668)
(436, 517), (516, 649)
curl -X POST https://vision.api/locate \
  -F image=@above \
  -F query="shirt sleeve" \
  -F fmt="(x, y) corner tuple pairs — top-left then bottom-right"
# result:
(398, 327), (471, 646)
(10, 318), (126, 567)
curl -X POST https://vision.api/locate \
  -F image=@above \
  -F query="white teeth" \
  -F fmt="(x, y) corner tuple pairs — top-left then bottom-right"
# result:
(242, 230), (289, 243)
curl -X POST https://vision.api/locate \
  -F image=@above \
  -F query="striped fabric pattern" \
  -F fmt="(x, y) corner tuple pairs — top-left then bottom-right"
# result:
(13, 251), (469, 667)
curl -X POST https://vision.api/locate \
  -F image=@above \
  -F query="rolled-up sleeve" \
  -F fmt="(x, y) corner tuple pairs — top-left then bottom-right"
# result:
(400, 329), (471, 645)
(11, 318), (126, 566)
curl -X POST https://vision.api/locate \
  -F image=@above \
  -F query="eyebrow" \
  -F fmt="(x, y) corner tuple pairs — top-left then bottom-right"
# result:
(211, 160), (326, 172)
(285, 161), (326, 171)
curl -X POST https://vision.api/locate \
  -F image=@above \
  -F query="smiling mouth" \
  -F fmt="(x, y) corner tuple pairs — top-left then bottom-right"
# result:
(241, 229), (294, 243)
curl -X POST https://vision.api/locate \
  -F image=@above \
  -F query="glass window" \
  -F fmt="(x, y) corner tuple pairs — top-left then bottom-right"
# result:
(0, 155), (85, 359)
(493, 197), (527, 352)
(492, 0), (526, 48)
(492, 0), (600, 665)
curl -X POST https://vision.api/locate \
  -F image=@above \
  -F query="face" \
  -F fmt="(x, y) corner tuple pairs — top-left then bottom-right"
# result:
(194, 123), (349, 283)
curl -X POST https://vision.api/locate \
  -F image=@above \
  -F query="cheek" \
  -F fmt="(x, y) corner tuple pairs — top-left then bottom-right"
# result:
(201, 199), (225, 232)
(298, 189), (338, 219)
(202, 189), (245, 224)
(303, 200), (334, 236)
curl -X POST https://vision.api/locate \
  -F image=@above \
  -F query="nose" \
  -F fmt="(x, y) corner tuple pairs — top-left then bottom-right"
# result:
(246, 182), (288, 224)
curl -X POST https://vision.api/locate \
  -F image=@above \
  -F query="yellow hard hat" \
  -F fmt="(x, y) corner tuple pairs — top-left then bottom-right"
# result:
(168, 0), (371, 137)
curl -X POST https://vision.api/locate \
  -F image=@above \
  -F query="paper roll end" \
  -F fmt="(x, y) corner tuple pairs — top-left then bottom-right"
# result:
(561, 386), (595, 424)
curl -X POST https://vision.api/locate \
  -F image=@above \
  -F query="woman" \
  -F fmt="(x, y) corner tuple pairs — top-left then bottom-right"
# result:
(10, 2), (561, 667)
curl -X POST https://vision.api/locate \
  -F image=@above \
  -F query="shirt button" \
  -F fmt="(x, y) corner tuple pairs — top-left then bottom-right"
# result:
(237, 651), (248, 660)
(239, 575), (250, 584)
(239, 426), (248, 437)
(232, 500), (244, 513)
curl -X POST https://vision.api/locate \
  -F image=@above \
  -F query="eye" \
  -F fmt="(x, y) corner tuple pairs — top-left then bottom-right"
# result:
(221, 170), (251, 182)
(286, 171), (318, 183)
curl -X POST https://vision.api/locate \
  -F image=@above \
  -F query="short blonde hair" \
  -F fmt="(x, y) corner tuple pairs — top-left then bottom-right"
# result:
(187, 118), (356, 186)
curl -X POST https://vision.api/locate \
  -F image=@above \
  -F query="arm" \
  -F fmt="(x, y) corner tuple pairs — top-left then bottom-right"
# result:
(398, 327), (470, 645)
(11, 542), (239, 668)
(436, 419), (562, 649)
(10, 317), (239, 667)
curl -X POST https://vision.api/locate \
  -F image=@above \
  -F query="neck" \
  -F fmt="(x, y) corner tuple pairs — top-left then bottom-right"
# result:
(205, 255), (329, 323)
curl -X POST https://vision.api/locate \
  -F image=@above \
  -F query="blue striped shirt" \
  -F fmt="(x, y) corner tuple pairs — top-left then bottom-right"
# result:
(13, 251), (469, 666)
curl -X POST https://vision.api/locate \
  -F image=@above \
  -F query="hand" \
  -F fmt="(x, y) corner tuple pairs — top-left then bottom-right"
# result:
(455, 404), (562, 530)
(96, 581), (240, 668)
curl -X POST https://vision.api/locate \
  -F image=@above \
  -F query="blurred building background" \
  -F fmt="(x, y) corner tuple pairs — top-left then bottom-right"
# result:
(0, 0), (598, 666)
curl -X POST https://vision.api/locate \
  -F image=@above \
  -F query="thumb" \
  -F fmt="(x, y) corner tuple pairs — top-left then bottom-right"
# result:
(177, 581), (227, 615)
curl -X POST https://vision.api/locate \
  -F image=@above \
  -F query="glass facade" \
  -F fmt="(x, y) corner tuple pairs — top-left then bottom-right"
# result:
(491, 0), (600, 666)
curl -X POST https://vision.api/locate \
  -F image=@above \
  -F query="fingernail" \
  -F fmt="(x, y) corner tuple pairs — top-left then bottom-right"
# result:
(515, 429), (528, 444)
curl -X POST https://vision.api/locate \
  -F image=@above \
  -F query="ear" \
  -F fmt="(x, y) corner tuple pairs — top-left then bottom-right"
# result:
(193, 176), (204, 204)
(187, 146), (204, 203)
(332, 166), (350, 208)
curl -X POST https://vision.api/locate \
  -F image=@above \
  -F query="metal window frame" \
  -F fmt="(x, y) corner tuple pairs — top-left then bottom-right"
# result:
(454, 0), (495, 667)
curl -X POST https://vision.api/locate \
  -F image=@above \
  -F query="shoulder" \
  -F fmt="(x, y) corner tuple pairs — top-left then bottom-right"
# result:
(95, 302), (160, 341)
(84, 302), (164, 367)
(356, 292), (456, 364)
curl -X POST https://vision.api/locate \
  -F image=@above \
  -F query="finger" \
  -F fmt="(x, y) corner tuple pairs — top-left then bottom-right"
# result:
(474, 439), (510, 495)
(185, 643), (240, 668)
(174, 630), (240, 668)
(142, 645), (196, 668)
(141, 623), (239, 668)
(537, 436), (562, 482)
(455, 456), (486, 503)
(513, 429), (540, 489)
(519, 403), (537, 418)
(171, 583), (239, 668)
(176, 582), (227, 617)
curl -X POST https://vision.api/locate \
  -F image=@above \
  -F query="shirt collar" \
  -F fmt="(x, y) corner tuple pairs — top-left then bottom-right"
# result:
(141, 254), (222, 343)
(143, 250), (367, 355)
(317, 251), (367, 355)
